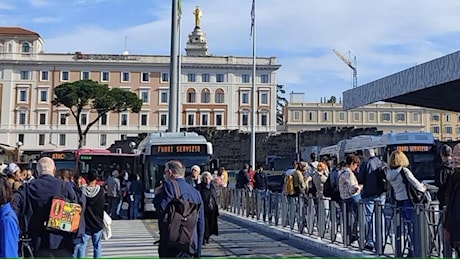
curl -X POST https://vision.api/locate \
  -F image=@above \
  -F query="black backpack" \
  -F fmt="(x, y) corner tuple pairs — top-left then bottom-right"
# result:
(161, 180), (201, 256)
(323, 171), (341, 202)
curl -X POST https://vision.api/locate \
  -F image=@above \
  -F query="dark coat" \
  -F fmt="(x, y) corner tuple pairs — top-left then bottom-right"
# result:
(153, 178), (205, 258)
(236, 169), (249, 189)
(12, 175), (77, 254)
(357, 156), (384, 198)
(445, 169), (460, 246)
(199, 182), (219, 239)
(254, 171), (268, 190)
(435, 159), (455, 207)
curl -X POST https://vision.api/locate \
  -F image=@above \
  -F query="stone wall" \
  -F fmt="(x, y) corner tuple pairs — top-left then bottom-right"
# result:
(108, 127), (382, 170)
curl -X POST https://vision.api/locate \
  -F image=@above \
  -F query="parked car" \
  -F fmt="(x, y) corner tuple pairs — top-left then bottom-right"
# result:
(267, 174), (283, 193)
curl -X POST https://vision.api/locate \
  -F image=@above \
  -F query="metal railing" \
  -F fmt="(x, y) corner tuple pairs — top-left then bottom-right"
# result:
(216, 187), (450, 258)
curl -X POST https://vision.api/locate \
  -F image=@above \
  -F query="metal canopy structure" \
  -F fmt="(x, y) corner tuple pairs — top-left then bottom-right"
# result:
(342, 50), (460, 112)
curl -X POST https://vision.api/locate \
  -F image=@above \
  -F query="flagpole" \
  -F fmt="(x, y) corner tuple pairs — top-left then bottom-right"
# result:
(168, 0), (179, 133)
(250, 0), (256, 168)
(176, 14), (182, 132)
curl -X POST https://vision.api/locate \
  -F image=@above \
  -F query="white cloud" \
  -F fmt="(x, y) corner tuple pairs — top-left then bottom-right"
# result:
(0, 2), (14, 10)
(32, 16), (59, 24)
(40, 0), (460, 101)
(27, 0), (49, 7)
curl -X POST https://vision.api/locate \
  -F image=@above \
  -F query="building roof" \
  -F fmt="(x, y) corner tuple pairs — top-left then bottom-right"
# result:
(0, 27), (40, 37)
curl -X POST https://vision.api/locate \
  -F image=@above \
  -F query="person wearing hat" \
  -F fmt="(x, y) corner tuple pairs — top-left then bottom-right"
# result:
(3, 163), (22, 192)
(436, 144), (455, 209)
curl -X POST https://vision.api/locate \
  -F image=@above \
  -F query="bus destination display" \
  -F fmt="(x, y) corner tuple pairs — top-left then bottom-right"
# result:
(42, 152), (75, 161)
(151, 144), (208, 155)
(396, 145), (431, 152)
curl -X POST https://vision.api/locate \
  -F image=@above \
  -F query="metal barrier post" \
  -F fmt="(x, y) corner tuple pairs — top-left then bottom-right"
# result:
(375, 200), (383, 255)
(330, 200), (337, 242)
(274, 193), (281, 226)
(358, 201), (365, 250)
(413, 204), (428, 258)
(317, 197), (325, 238)
(298, 195), (305, 233)
(342, 202), (349, 246)
(393, 207), (402, 258)
(282, 194), (288, 227)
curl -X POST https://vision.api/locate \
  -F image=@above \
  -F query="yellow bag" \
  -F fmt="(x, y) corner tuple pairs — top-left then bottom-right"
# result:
(47, 194), (82, 233)
(284, 174), (295, 195)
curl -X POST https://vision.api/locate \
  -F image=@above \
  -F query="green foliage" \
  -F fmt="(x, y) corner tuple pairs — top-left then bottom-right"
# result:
(276, 84), (288, 125)
(52, 80), (143, 148)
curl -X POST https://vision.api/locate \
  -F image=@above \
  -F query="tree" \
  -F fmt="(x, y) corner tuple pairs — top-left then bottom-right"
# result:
(52, 80), (143, 148)
(327, 96), (337, 103)
(276, 84), (288, 125)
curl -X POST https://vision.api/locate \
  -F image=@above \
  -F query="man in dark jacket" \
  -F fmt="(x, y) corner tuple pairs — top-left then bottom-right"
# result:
(357, 148), (385, 250)
(13, 157), (78, 257)
(236, 164), (250, 189)
(153, 160), (205, 258)
(436, 144), (455, 208)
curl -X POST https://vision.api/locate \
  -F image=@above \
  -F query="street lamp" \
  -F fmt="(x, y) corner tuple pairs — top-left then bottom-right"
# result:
(15, 141), (23, 162)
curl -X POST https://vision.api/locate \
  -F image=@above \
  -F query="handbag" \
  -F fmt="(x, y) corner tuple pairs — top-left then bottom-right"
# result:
(102, 211), (112, 240)
(400, 168), (432, 205)
(46, 182), (82, 233)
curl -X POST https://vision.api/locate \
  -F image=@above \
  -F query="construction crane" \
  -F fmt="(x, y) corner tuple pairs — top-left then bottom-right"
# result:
(332, 49), (357, 88)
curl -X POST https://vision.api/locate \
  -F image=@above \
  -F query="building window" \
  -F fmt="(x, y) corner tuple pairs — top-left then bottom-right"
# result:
(309, 112), (314, 121)
(323, 112), (328, 121)
(187, 114), (194, 126)
(121, 72), (130, 82)
(242, 74), (250, 83)
(100, 134), (107, 146)
(381, 112), (391, 121)
(120, 114), (128, 126)
(201, 114), (209, 126)
(59, 134), (66, 146)
(216, 73), (224, 82)
(215, 114), (223, 126)
(241, 92), (249, 104)
(20, 71), (30, 80)
(18, 134), (24, 144)
(368, 112), (375, 121)
(446, 114), (451, 122)
(215, 90), (224, 103)
(160, 114), (167, 126)
(60, 113), (67, 125)
(432, 114), (440, 121)
(187, 89), (196, 103)
(39, 113), (46, 125)
(38, 134), (45, 146)
(457, 126), (460, 133)
(431, 125), (440, 134)
(141, 72), (150, 82)
(18, 111), (26, 125)
(80, 114), (88, 125)
(140, 91), (149, 103)
(412, 112), (420, 122)
(161, 72), (169, 82)
(19, 90), (27, 102)
(21, 42), (30, 53)
(339, 112), (345, 121)
(202, 73), (210, 82)
(41, 71), (49, 81)
(446, 125), (453, 134)
(353, 112), (360, 121)
(101, 71), (110, 82)
(187, 73), (196, 82)
(242, 112), (249, 126)
(260, 74), (269, 83)
(293, 111), (300, 121)
(160, 90), (168, 103)
(260, 91), (268, 105)
(140, 114), (148, 126)
(61, 71), (69, 81)
(100, 114), (107, 125)
(39, 90), (48, 102)
(397, 113), (406, 122)
(261, 113), (268, 126)
(201, 89), (210, 103)
(79, 71), (89, 80)
(121, 134), (126, 140)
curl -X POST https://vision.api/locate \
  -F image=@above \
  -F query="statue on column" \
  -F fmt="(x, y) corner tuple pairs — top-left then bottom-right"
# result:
(193, 6), (202, 28)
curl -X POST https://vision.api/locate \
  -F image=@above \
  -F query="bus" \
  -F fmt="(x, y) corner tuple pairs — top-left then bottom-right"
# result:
(77, 152), (138, 181)
(40, 148), (112, 172)
(137, 132), (214, 213)
(320, 132), (437, 183)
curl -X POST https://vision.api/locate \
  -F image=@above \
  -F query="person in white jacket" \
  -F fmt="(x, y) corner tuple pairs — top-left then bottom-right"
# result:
(385, 150), (426, 257)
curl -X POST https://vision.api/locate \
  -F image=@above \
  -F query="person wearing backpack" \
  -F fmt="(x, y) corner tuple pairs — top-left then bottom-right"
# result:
(435, 144), (455, 209)
(357, 148), (386, 251)
(0, 176), (19, 258)
(385, 150), (426, 257)
(154, 160), (205, 258)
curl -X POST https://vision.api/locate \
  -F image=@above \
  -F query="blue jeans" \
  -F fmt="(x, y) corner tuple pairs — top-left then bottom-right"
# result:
(362, 195), (380, 247)
(396, 199), (414, 256)
(74, 230), (103, 258)
(129, 195), (142, 219)
(343, 193), (361, 242)
(108, 196), (120, 217)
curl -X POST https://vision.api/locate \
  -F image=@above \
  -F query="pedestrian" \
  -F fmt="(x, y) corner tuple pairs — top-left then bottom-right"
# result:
(74, 169), (105, 258)
(153, 160), (204, 258)
(219, 167), (229, 210)
(435, 144), (455, 209)
(3, 163), (22, 192)
(444, 143), (460, 257)
(185, 165), (201, 189)
(12, 157), (78, 257)
(199, 172), (219, 244)
(105, 170), (121, 219)
(357, 148), (386, 250)
(128, 174), (143, 220)
(0, 176), (19, 258)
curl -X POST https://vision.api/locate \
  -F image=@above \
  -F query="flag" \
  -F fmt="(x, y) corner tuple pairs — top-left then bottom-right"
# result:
(250, 0), (255, 37)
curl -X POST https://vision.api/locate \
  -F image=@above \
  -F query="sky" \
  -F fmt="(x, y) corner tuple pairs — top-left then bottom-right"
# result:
(2, 0), (460, 103)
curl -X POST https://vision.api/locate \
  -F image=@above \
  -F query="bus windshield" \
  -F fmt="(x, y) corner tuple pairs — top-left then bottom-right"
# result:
(54, 161), (76, 171)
